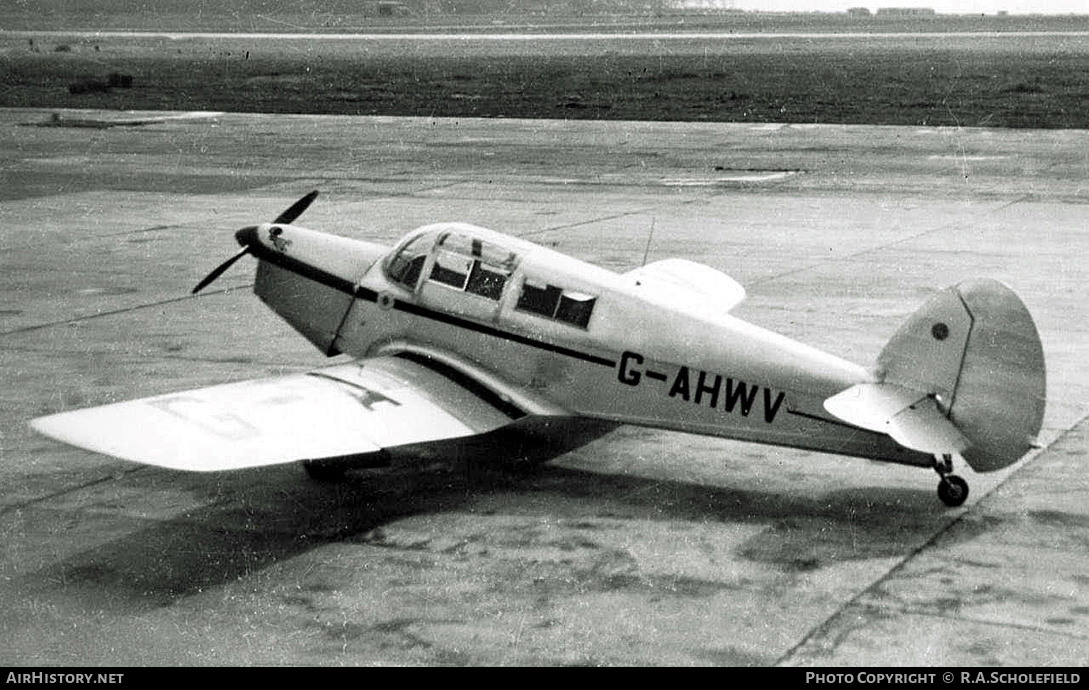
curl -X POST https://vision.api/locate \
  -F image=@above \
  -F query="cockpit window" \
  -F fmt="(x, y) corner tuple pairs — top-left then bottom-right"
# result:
(430, 250), (472, 290)
(466, 261), (508, 300)
(387, 234), (430, 290)
(427, 232), (516, 300)
(516, 279), (596, 329)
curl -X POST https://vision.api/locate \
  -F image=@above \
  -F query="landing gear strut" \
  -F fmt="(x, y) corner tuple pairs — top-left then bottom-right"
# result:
(933, 454), (969, 507)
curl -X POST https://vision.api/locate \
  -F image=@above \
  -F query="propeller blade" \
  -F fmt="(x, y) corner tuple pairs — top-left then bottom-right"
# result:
(272, 190), (319, 225)
(191, 246), (250, 294)
(191, 191), (317, 295)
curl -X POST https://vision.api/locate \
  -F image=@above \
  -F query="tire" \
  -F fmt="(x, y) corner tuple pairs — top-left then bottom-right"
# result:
(937, 474), (969, 507)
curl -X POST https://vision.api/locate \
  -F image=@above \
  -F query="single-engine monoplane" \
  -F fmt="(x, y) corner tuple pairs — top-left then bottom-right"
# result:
(32, 192), (1046, 507)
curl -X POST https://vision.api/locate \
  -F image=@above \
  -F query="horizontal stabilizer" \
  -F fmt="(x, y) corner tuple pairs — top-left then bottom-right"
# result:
(31, 356), (534, 472)
(824, 382), (970, 455)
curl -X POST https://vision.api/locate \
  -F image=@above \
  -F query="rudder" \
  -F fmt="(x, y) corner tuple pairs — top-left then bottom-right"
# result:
(874, 279), (1046, 472)
(948, 279), (1046, 472)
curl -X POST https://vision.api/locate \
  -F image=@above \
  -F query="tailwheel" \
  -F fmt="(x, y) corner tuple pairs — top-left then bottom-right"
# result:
(303, 459), (347, 482)
(932, 454), (969, 507)
(937, 474), (969, 507)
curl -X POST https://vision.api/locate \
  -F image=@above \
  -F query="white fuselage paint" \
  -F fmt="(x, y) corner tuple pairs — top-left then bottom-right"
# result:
(242, 222), (932, 468)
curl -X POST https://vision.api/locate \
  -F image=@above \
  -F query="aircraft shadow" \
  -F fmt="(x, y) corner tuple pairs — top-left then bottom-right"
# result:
(31, 424), (995, 609)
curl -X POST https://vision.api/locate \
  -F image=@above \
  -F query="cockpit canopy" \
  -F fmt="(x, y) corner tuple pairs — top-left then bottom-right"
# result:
(384, 223), (598, 330)
(388, 226), (516, 296)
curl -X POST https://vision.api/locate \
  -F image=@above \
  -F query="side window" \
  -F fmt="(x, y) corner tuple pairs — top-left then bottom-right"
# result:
(516, 280), (596, 329)
(516, 279), (561, 317)
(556, 291), (596, 329)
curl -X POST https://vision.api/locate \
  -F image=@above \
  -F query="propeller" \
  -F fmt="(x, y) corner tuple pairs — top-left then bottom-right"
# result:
(272, 190), (319, 225)
(191, 191), (319, 295)
(190, 243), (253, 295)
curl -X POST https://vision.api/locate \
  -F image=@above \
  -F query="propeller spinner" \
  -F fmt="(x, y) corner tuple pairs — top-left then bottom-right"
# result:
(191, 191), (318, 294)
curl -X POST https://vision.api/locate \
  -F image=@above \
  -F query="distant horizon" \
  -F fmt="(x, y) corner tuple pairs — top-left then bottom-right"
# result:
(726, 0), (1086, 14)
(4, 0), (1086, 19)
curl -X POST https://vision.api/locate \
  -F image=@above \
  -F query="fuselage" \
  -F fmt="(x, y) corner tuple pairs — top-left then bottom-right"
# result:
(244, 221), (932, 468)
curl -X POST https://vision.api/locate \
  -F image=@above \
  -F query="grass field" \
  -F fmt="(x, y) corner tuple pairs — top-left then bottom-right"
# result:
(3, 13), (1088, 128)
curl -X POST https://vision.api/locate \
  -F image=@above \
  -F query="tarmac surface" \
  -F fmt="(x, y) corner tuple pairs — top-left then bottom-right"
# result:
(0, 108), (1086, 666)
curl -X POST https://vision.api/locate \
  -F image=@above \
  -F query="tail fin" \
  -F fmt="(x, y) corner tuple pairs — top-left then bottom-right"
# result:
(826, 279), (1046, 472)
(879, 279), (1047, 471)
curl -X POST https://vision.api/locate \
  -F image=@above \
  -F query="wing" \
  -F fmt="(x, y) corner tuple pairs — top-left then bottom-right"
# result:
(624, 259), (746, 318)
(30, 354), (564, 472)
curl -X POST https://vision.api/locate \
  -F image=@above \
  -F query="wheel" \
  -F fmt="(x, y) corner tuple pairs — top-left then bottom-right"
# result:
(937, 474), (969, 507)
(303, 460), (347, 482)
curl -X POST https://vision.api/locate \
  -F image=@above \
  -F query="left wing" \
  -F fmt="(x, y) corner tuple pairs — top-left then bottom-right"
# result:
(30, 355), (560, 472)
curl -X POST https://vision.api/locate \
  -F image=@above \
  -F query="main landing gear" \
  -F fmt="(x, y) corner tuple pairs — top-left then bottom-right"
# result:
(933, 454), (969, 507)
